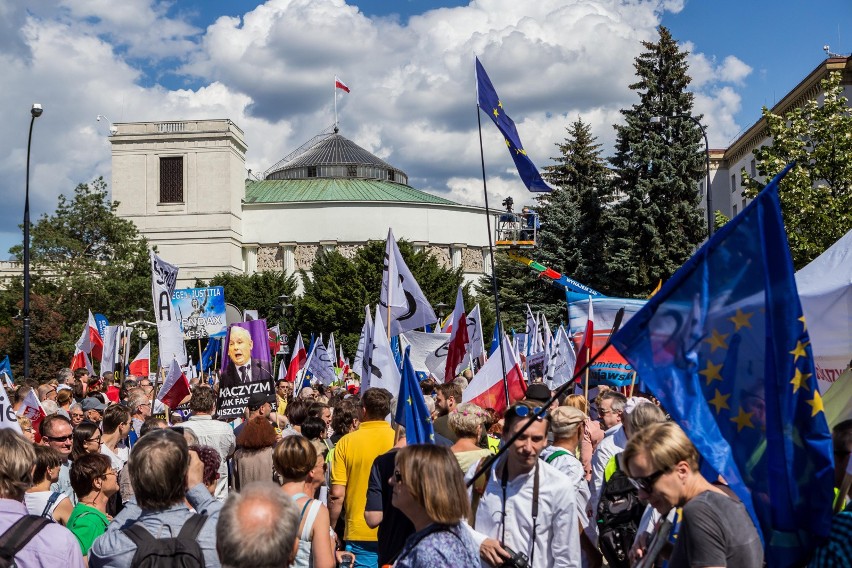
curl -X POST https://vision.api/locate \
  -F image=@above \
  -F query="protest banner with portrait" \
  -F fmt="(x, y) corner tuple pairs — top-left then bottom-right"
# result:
(216, 320), (276, 420)
(171, 286), (227, 340)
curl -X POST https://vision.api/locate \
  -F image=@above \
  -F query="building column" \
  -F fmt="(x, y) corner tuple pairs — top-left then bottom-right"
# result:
(482, 248), (492, 275)
(244, 244), (258, 275)
(280, 242), (296, 277)
(320, 240), (337, 253)
(451, 243), (466, 271)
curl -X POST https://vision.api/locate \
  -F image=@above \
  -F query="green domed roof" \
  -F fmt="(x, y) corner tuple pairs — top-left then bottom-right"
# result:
(244, 178), (457, 205)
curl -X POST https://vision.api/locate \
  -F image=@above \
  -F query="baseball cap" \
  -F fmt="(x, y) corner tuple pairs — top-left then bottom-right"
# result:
(246, 391), (271, 411)
(524, 383), (551, 404)
(81, 397), (107, 412)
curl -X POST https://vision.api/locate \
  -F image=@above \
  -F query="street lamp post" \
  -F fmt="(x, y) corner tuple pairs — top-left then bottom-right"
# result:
(23, 104), (43, 381)
(650, 114), (714, 236)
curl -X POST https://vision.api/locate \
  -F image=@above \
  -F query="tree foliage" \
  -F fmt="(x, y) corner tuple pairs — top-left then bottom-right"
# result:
(540, 117), (613, 293)
(298, 240), (469, 356)
(1, 178), (151, 382)
(606, 26), (706, 297)
(743, 71), (852, 268)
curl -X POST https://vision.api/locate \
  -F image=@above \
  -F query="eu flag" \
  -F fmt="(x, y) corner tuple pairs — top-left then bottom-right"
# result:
(200, 338), (221, 373)
(396, 346), (435, 445)
(475, 58), (552, 193)
(0, 355), (13, 387)
(611, 164), (834, 567)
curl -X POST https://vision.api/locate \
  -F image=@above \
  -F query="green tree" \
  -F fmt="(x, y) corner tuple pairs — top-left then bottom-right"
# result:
(299, 240), (468, 356)
(540, 117), (613, 293)
(743, 71), (852, 268)
(0, 177), (151, 382)
(606, 26), (706, 297)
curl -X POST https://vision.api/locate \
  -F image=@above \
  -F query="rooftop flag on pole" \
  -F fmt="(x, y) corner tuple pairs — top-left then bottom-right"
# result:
(335, 76), (350, 93)
(158, 358), (190, 409)
(0, 355), (13, 388)
(611, 164), (834, 568)
(129, 342), (150, 378)
(380, 228), (438, 336)
(396, 346), (435, 444)
(464, 334), (526, 416)
(475, 57), (552, 193)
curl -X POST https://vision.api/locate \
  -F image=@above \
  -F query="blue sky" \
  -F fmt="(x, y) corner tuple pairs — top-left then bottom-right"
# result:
(1, 0), (849, 258)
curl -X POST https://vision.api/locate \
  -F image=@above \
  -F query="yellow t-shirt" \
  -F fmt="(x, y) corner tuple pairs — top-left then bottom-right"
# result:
(330, 420), (395, 541)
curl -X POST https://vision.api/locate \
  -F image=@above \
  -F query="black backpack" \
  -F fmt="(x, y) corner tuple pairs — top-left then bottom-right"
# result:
(122, 514), (207, 568)
(0, 515), (51, 568)
(596, 458), (645, 568)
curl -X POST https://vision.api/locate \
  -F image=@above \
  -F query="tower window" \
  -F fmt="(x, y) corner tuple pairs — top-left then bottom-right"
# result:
(307, 166), (317, 178)
(159, 157), (183, 203)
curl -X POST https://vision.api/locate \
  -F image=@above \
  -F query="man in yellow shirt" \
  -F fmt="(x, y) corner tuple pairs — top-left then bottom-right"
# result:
(329, 388), (394, 568)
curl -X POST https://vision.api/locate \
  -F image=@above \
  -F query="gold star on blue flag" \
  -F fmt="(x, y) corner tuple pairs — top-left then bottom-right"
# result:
(611, 164), (834, 568)
(475, 57), (552, 193)
(396, 346), (435, 445)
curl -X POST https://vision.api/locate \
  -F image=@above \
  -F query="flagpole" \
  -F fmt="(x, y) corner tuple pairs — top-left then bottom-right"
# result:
(475, 73), (510, 408)
(334, 76), (338, 128)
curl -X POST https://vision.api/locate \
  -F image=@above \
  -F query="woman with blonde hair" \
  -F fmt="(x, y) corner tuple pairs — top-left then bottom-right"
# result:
(448, 403), (492, 472)
(16, 415), (35, 442)
(623, 422), (762, 567)
(273, 436), (339, 568)
(564, 394), (603, 481)
(390, 444), (479, 566)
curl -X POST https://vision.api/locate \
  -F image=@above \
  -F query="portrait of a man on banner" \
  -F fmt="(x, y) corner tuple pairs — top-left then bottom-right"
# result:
(216, 320), (275, 419)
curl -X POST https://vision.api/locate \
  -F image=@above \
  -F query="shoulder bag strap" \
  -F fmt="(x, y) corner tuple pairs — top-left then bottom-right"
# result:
(40, 492), (62, 518)
(468, 456), (492, 528)
(177, 514), (208, 541)
(0, 515), (51, 560)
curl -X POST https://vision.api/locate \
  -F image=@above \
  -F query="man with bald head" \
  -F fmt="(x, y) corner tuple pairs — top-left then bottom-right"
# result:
(219, 325), (274, 391)
(216, 482), (300, 568)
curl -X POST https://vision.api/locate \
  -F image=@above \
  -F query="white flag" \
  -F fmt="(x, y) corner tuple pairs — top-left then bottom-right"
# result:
(353, 306), (373, 381)
(380, 228), (438, 336)
(150, 251), (187, 366)
(100, 325), (121, 376)
(540, 313), (553, 378)
(526, 305), (543, 355)
(327, 333), (337, 370)
(465, 304), (486, 366)
(424, 336), (451, 382)
(363, 310), (401, 398)
(306, 336), (337, 387)
(547, 325), (577, 389)
(0, 387), (22, 433)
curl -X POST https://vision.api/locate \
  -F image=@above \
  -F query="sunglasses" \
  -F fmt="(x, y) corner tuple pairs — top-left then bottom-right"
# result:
(393, 469), (403, 483)
(45, 434), (73, 443)
(628, 467), (671, 493)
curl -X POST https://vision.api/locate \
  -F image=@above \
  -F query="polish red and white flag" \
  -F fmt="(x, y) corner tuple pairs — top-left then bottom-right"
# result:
(335, 76), (351, 93)
(129, 342), (150, 378)
(463, 335), (527, 416)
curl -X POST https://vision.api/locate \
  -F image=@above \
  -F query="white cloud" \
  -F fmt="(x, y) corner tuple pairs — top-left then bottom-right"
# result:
(0, 0), (758, 257)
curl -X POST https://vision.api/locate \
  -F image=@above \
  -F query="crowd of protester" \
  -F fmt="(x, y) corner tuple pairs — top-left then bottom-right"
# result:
(1, 365), (850, 567)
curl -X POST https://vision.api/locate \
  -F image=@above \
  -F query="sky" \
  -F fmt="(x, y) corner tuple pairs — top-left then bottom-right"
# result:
(1, 0), (849, 259)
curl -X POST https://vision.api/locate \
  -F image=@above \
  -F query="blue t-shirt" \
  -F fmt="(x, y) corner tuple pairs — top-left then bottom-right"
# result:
(394, 523), (479, 568)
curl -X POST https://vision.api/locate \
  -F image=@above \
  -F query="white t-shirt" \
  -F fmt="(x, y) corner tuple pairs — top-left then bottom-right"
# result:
(25, 490), (69, 518)
(101, 443), (130, 471)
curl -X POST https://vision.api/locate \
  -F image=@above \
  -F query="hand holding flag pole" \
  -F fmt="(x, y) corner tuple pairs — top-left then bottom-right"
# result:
(467, 308), (625, 488)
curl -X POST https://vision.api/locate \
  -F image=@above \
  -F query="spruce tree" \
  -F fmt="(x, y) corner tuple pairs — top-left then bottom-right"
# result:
(606, 26), (706, 297)
(540, 118), (612, 294)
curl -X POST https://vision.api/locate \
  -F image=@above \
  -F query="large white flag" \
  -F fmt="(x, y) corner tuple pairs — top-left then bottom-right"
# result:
(465, 304), (486, 367)
(100, 325), (121, 376)
(380, 228), (438, 336)
(0, 387), (22, 433)
(547, 325), (577, 389)
(540, 313), (553, 378)
(353, 306), (373, 381)
(327, 333), (337, 370)
(363, 310), (401, 398)
(526, 305), (543, 355)
(305, 336), (337, 387)
(150, 251), (187, 366)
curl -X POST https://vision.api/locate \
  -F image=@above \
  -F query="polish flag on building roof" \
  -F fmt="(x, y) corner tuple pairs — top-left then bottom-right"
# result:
(335, 76), (350, 93)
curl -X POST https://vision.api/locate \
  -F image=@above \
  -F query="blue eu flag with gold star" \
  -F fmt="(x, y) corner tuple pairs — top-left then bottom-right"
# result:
(611, 164), (834, 568)
(475, 58), (552, 193)
(396, 346), (435, 445)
